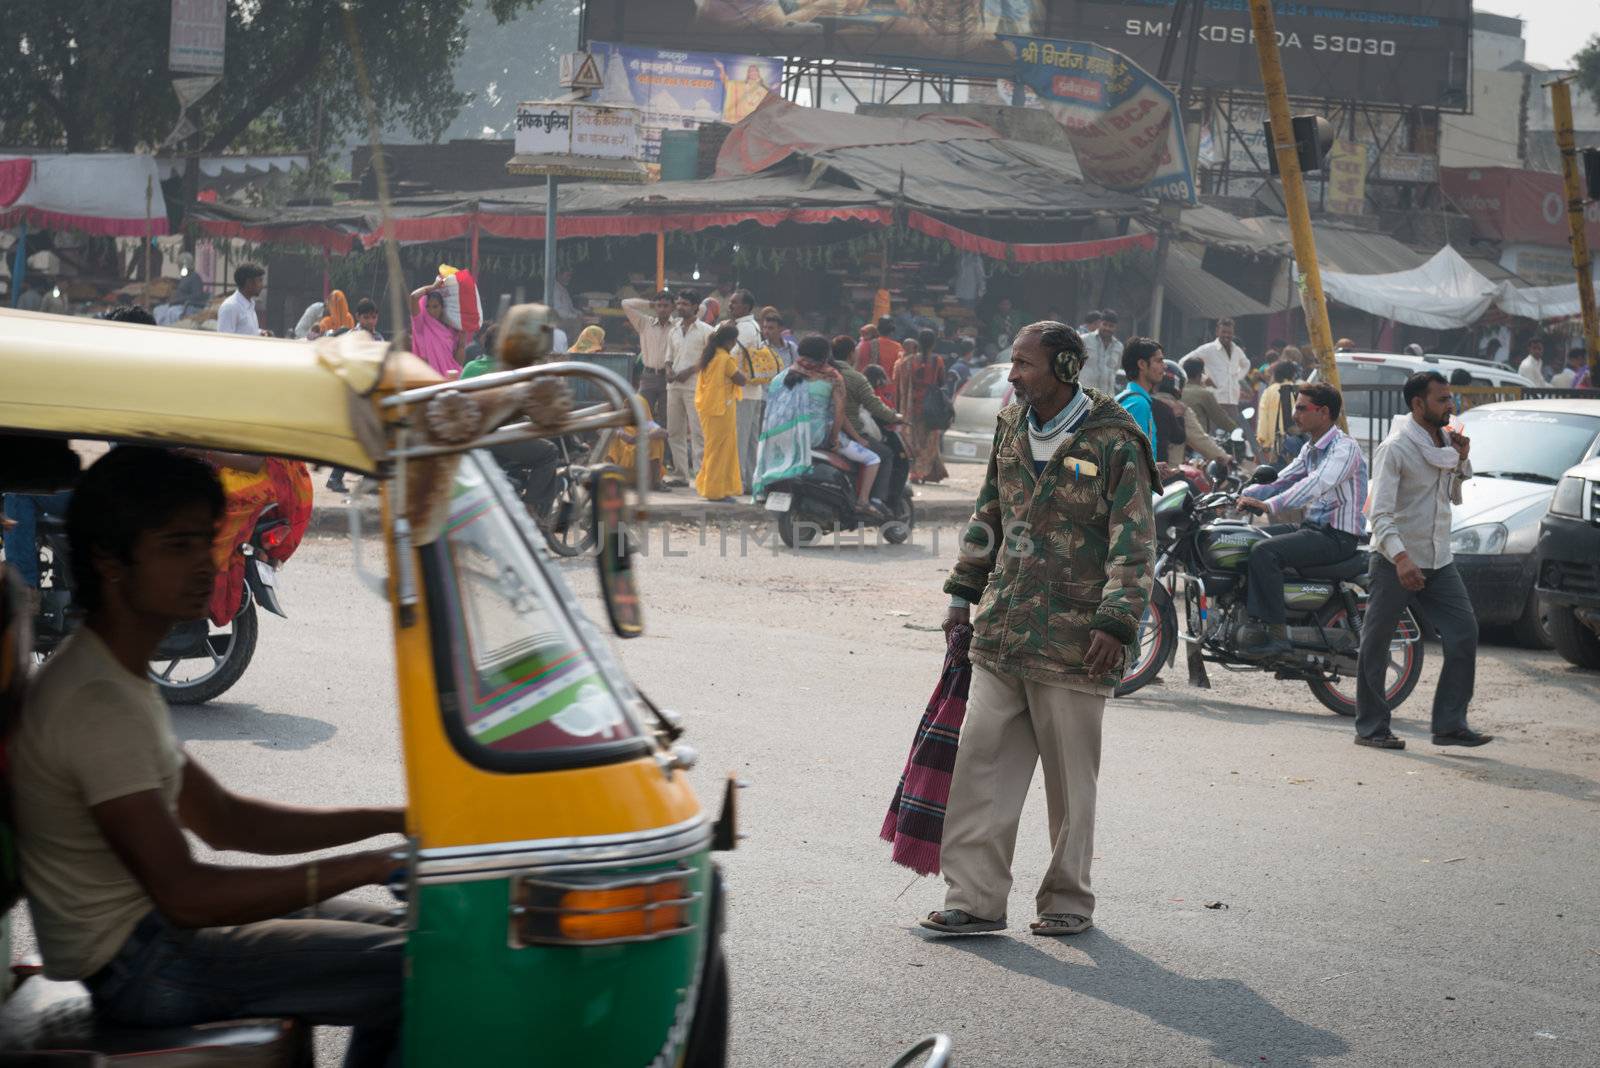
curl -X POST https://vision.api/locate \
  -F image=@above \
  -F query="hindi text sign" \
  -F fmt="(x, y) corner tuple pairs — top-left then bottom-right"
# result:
(169, 0), (226, 76)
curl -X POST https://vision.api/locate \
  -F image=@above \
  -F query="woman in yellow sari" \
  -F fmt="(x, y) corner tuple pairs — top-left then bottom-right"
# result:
(694, 323), (748, 502)
(570, 324), (606, 353)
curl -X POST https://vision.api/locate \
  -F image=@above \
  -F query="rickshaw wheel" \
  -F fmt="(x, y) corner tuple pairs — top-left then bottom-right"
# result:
(682, 945), (728, 1068)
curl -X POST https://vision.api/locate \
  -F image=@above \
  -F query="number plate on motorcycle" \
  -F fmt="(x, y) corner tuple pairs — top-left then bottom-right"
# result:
(764, 492), (792, 512)
(951, 441), (978, 458)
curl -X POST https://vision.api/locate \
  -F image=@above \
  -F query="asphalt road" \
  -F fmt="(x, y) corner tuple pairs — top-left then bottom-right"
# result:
(165, 520), (1599, 1067)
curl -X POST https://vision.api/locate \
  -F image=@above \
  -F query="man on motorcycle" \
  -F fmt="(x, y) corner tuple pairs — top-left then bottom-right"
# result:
(829, 335), (905, 512)
(1236, 382), (1368, 658)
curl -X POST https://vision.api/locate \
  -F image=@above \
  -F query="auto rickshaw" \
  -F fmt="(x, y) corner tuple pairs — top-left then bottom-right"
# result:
(0, 307), (950, 1067)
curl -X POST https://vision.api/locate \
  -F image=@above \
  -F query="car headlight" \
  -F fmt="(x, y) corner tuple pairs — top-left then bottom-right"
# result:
(1451, 522), (1508, 555)
(1550, 476), (1587, 518)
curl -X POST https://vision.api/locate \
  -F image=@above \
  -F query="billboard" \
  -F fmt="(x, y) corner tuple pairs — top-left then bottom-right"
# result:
(588, 42), (784, 164)
(1003, 36), (1195, 202)
(582, 1), (1471, 108)
(169, 0), (226, 76)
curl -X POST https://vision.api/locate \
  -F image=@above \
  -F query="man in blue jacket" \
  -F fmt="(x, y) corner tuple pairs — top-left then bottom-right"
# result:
(1116, 337), (1164, 455)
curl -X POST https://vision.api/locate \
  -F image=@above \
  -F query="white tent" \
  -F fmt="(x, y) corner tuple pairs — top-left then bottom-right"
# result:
(1320, 245), (1600, 327)
(0, 153), (168, 237)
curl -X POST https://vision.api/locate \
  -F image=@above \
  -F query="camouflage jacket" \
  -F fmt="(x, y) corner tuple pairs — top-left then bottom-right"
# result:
(944, 391), (1159, 690)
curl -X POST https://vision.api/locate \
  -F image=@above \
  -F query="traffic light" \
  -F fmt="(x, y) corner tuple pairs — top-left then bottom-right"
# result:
(1583, 147), (1600, 201)
(1263, 115), (1335, 176)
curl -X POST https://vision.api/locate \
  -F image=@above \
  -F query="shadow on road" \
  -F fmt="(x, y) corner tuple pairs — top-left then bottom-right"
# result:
(1401, 751), (1600, 804)
(942, 931), (1349, 1067)
(171, 701), (337, 750)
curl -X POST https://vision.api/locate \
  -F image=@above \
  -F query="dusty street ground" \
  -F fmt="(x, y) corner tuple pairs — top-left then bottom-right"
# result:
(46, 503), (1600, 1066)
(165, 511), (1600, 1068)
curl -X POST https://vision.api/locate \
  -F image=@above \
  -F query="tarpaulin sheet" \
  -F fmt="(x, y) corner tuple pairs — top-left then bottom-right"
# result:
(0, 154), (168, 236)
(715, 95), (998, 178)
(1322, 245), (1600, 327)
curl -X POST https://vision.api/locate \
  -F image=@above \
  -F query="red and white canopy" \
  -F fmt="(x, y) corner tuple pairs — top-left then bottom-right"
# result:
(0, 154), (169, 237)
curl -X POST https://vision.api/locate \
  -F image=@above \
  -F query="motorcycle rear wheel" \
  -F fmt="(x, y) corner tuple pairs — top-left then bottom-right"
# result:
(152, 598), (259, 706)
(1305, 604), (1423, 717)
(776, 507), (817, 549)
(882, 489), (915, 545)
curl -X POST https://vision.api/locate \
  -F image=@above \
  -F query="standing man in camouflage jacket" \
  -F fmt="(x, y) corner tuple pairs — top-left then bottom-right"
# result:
(920, 321), (1158, 938)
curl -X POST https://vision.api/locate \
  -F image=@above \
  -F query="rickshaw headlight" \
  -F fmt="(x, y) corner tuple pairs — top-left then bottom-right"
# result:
(511, 867), (700, 946)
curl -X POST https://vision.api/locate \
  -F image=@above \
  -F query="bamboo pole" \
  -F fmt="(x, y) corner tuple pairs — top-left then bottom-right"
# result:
(656, 231), (666, 292)
(1550, 78), (1600, 379)
(1247, 0), (1344, 420)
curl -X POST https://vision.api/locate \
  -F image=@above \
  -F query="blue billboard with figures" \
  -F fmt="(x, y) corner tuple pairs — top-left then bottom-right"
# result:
(589, 42), (784, 166)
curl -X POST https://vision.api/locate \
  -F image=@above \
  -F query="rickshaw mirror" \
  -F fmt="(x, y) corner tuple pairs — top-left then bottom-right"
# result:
(592, 466), (643, 639)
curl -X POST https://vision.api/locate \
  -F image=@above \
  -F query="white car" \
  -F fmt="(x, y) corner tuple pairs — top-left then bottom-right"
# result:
(1308, 351), (1534, 454)
(941, 361), (1012, 465)
(1448, 399), (1600, 646)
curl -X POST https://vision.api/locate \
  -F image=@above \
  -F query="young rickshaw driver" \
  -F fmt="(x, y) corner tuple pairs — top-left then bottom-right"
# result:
(10, 447), (407, 1066)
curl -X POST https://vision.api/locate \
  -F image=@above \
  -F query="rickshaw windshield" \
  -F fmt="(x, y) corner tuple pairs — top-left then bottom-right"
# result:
(422, 456), (649, 771)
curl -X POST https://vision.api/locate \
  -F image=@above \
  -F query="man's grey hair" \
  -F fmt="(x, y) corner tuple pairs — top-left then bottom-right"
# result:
(1020, 320), (1085, 359)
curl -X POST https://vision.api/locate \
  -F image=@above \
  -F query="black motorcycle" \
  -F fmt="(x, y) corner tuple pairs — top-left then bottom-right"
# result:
(1117, 475), (1425, 716)
(31, 508), (286, 705)
(764, 429), (916, 549)
(495, 434), (597, 558)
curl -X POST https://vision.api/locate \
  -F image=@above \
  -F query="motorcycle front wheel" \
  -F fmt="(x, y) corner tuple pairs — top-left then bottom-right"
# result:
(151, 597), (259, 706)
(1116, 582), (1176, 697)
(1305, 604), (1424, 717)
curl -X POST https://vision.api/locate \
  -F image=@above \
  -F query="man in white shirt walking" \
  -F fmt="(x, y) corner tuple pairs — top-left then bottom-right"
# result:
(1079, 309), (1122, 395)
(1183, 318), (1250, 424)
(622, 290), (676, 458)
(665, 289), (712, 480)
(1515, 338), (1546, 386)
(726, 288), (764, 496)
(216, 264), (268, 337)
(1358, 371), (1489, 751)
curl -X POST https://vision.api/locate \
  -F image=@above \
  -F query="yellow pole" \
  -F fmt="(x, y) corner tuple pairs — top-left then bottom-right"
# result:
(1247, 0), (1344, 419)
(1550, 78), (1600, 380)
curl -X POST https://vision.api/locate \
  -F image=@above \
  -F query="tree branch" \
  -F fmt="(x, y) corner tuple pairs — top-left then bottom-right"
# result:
(201, 24), (326, 154)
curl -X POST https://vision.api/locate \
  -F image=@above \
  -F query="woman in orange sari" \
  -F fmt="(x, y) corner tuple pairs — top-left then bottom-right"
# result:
(694, 323), (748, 502)
(894, 338), (949, 484)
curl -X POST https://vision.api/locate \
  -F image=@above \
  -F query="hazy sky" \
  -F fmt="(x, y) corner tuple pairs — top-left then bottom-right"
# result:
(1492, 2), (1600, 69)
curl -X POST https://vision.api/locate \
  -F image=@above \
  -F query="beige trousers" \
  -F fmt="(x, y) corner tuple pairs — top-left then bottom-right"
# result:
(665, 384), (704, 477)
(940, 663), (1105, 920)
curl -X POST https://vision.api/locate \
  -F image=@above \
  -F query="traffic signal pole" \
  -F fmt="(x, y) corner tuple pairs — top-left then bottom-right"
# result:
(1550, 77), (1600, 380)
(1247, 0), (1344, 413)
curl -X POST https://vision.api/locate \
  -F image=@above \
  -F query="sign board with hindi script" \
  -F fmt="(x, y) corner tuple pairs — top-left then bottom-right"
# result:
(169, 0), (226, 76)
(1001, 35), (1195, 204)
(510, 101), (647, 181)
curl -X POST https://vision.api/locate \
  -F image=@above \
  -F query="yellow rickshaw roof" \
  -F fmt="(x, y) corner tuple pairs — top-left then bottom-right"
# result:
(0, 309), (385, 473)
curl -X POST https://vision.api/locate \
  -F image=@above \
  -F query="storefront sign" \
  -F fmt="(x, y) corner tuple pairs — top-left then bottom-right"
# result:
(1001, 35), (1195, 203)
(1325, 139), (1368, 215)
(1501, 244), (1583, 287)
(169, 0), (226, 75)
(1441, 166), (1600, 249)
(515, 102), (642, 162)
(1376, 152), (1438, 184)
(582, 1), (1470, 107)
(588, 42), (782, 164)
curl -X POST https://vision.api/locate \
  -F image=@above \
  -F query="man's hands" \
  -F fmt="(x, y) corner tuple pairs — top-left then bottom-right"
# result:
(1237, 496), (1270, 516)
(1450, 431), (1471, 465)
(1394, 552), (1426, 592)
(1084, 629), (1122, 677)
(944, 605), (970, 634)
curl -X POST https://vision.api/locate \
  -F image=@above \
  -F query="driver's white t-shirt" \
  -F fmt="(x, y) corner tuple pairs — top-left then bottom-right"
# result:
(12, 628), (185, 979)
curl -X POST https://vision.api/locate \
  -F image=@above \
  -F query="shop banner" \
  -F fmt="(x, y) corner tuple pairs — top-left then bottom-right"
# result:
(1325, 139), (1368, 216)
(169, 0), (226, 76)
(1440, 166), (1600, 250)
(1000, 35), (1195, 203)
(589, 42), (782, 165)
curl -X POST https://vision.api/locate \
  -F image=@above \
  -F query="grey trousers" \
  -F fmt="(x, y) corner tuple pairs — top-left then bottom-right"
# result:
(665, 384), (703, 478)
(735, 398), (763, 494)
(941, 664), (1106, 921)
(1355, 557), (1477, 738)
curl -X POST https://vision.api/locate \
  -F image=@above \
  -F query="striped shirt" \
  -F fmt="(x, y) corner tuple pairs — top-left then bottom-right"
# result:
(1244, 425), (1368, 536)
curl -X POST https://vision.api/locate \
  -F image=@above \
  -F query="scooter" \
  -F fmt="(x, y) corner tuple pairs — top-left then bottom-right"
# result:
(31, 507), (288, 705)
(764, 429), (916, 549)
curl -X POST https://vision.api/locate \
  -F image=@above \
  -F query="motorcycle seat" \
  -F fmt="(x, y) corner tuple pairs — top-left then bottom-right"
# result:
(1288, 555), (1367, 582)
(0, 973), (304, 1065)
(808, 450), (855, 474)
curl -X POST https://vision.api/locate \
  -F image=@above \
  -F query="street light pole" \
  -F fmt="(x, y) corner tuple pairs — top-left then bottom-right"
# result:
(543, 178), (559, 309)
(1550, 77), (1600, 380)
(1247, 0), (1344, 412)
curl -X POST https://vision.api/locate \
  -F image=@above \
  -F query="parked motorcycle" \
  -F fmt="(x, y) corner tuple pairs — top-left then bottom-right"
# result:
(1117, 476), (1425, 716)
(31, 506), (288, 705)
(765, 429), (916, 549)
(496, 433), (597, 557)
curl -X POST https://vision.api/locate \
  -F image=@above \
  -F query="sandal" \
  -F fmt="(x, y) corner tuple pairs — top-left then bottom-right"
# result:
(917, 909), (1006, 935)
(1029, 913), (1092, 937)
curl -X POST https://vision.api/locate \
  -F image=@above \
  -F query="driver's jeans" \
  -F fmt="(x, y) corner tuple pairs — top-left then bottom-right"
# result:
(1246, 522), (1358, 625)
(84, 898), (405, 1068)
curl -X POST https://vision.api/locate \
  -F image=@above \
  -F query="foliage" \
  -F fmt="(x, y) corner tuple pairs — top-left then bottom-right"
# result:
(1578, 34), (1600, 112)
(0, 0), (541, 154)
